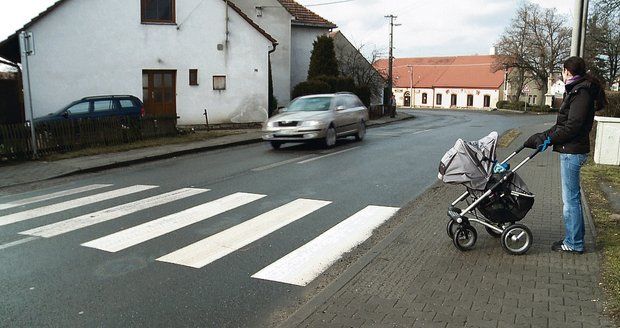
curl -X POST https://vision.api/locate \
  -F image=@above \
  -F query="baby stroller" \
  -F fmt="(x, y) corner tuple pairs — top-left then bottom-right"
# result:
(438, 131), (538, 255)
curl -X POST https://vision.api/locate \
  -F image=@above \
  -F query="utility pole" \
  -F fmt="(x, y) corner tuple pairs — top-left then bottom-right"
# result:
(571, 0), (589, 57)
(385, 14), (400, 117)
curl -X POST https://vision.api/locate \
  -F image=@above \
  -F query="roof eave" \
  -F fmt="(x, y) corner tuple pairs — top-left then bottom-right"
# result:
(291, 21), (337, 29)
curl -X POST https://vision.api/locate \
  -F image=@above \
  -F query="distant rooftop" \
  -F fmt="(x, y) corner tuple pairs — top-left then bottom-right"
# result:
(374, 55), (506, 89)
(277, 0), (337, 28)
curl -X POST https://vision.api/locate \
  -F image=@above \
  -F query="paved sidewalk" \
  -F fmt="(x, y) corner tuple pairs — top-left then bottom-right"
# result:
(0, 112), (413, 189)
(283, 123), (616, 328)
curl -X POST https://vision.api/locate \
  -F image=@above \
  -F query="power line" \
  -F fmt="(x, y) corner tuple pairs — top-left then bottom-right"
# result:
(303, 0), (356, 7)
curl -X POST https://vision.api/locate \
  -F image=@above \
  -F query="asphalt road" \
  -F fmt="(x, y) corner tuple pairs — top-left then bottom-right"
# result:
(0, 109), (552, 327)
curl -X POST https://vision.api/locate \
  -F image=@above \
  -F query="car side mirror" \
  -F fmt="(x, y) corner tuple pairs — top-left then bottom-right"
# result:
(336, 105), (346, 111)
(62, 111), (69, 118)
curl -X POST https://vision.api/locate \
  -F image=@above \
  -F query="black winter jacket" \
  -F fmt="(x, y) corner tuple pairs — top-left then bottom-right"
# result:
(545, 78), (597, 154)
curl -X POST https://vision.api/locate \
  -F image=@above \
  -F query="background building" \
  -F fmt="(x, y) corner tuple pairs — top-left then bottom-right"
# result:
(374, 55), (543, 110)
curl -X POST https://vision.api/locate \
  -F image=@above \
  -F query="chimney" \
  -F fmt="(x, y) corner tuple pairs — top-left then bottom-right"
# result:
(489, 46), (496, 55)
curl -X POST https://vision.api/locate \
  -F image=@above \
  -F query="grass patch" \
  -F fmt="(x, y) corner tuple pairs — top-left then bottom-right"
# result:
(497, 129), (521, 148)
(581, 161), (620, 324)
(42, 130), (245, 161)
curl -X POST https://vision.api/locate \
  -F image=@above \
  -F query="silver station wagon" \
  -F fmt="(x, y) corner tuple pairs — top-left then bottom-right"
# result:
(262, 92), (369, 149)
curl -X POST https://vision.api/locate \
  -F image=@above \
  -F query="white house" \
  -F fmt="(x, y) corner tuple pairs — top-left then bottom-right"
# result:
(0, 0), (278, 125)
(230, 0), (336, 106)
(375, 55), (506, 109)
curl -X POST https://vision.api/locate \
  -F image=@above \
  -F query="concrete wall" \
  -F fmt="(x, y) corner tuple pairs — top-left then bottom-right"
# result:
(231, 0), (292, 106)
(291, 26), (330, 95)
(22, 0), (273, 124)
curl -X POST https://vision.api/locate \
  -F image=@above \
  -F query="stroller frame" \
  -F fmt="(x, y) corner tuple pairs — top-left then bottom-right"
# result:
(447, 145), (539, 255)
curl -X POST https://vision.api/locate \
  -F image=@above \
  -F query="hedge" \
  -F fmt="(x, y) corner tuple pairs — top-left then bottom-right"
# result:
(600, 91), (620, 118)
(496, 100), (553, 112)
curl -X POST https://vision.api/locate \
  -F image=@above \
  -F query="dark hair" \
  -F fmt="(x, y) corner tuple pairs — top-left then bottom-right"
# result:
(564, 56), (608, 111)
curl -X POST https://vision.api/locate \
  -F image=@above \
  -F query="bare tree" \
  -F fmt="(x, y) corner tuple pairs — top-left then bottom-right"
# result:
(494, 2), (571, 103)
(332, 33), (386, 103)
(586, 0), (620, 87)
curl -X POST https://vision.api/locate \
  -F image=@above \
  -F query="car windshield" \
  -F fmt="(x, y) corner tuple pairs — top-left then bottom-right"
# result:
(287, 97), (332, 112)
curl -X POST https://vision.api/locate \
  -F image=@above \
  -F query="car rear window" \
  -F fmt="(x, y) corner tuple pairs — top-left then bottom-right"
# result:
(119, 99), (136, 109)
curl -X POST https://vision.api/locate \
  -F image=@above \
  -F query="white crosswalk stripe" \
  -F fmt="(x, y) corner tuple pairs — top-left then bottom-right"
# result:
(0, 184), (112, 210)
(2, 184), (401, 285)
(251, 205), (399, 286)
(156, 198), (332, 268)
(19, 188), (209, 238)
(0, 185), (158, 227)
(81, 192), (266, 253)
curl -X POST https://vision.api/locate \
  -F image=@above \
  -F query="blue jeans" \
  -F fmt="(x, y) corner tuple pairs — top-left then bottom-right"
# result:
(560, 153), (588, 251)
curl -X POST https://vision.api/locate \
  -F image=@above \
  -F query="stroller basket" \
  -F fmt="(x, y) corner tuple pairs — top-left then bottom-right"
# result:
(475, 173), (534, 223)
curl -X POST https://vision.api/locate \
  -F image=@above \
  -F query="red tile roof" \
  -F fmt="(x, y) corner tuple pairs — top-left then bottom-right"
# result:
(374, 55), (505, 89)
(277, 0), (337, 28)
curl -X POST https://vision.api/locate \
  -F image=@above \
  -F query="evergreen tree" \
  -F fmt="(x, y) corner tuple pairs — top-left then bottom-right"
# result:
(307, 35), (339, 79)
(268, 59), (278, 116)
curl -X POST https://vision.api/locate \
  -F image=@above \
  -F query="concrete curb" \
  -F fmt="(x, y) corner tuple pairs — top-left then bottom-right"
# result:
(0, 114), (415, 190)
(278, 181), (442, 328)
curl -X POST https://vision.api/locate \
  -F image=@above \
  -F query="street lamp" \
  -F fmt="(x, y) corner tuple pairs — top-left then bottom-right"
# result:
(407, 64), (414, 108)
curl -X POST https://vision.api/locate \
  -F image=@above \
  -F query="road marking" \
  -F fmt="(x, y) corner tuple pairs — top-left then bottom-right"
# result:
(297, 147), (360, 164)
(0, 185), (158, 227)
(412, 129), (433, 134)
(252, 205), (399, 286)
(81, 192), (266, 253)
(251, 155), (315, 172)
(0, 236), (40, 250)
(0, 184), (112, 210)
(157, 198), (332, 268)
(20, 188), (209, 238)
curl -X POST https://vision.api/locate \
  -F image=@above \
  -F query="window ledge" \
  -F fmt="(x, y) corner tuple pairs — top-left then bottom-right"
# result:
(141, 21), (177, 26)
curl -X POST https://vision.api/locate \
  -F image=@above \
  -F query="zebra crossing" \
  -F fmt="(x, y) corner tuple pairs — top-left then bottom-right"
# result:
(0, 184), (399, 287)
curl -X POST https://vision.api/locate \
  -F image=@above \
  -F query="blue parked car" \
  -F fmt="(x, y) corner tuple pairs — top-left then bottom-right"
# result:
(35, 95), (144, 124)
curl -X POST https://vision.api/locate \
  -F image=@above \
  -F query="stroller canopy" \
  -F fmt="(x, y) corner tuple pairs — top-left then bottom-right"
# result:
(438, 131), (498, 190)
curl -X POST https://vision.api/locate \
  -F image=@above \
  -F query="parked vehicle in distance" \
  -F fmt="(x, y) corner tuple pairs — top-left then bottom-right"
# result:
(262, 92), (369, 149)
(34, 95), (144, 124)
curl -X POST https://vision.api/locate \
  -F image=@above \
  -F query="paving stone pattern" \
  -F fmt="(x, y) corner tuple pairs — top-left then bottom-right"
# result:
(298, 125), (616, 328)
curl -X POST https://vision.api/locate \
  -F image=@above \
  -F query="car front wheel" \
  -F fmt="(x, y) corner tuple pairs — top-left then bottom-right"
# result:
(355, 121), (366, 141)
(270, 141), (282, 149)
(323, 126), (337, 148)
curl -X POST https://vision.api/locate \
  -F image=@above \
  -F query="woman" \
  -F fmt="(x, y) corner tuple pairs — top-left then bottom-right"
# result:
(523, 56), (607, 254)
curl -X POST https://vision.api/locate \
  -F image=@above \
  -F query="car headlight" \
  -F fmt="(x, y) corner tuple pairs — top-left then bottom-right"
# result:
(265, 121), (275, 128)
(301, 120), (322, 127)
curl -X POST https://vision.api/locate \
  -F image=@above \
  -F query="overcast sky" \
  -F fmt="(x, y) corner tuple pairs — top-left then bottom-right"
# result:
(0, 0), (574, 59)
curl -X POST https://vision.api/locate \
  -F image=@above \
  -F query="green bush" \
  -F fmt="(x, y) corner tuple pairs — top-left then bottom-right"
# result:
(496, 100), (510, 109)
(313, 75), (356, 93)
(291, 80), (331, 99)
(600, 91), (620, 118)
(509, 101), (527, 111)
(354, 85), (371, 107)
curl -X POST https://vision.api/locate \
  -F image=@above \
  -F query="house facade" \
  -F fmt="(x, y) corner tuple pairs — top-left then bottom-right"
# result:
(0, 0), (277, 125)
(375, 55), (508, 109)
(231, 0), (336, 106)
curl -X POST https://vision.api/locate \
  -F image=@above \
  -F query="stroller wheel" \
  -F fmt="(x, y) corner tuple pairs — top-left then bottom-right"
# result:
(446, 220), (458, 239)
(485, 225), (502, 238)
(500, 224), (533, 255)
(452, 226), (477, 251)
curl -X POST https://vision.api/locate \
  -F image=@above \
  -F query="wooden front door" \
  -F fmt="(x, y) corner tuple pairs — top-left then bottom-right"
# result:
(142, 70), (176, 117)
